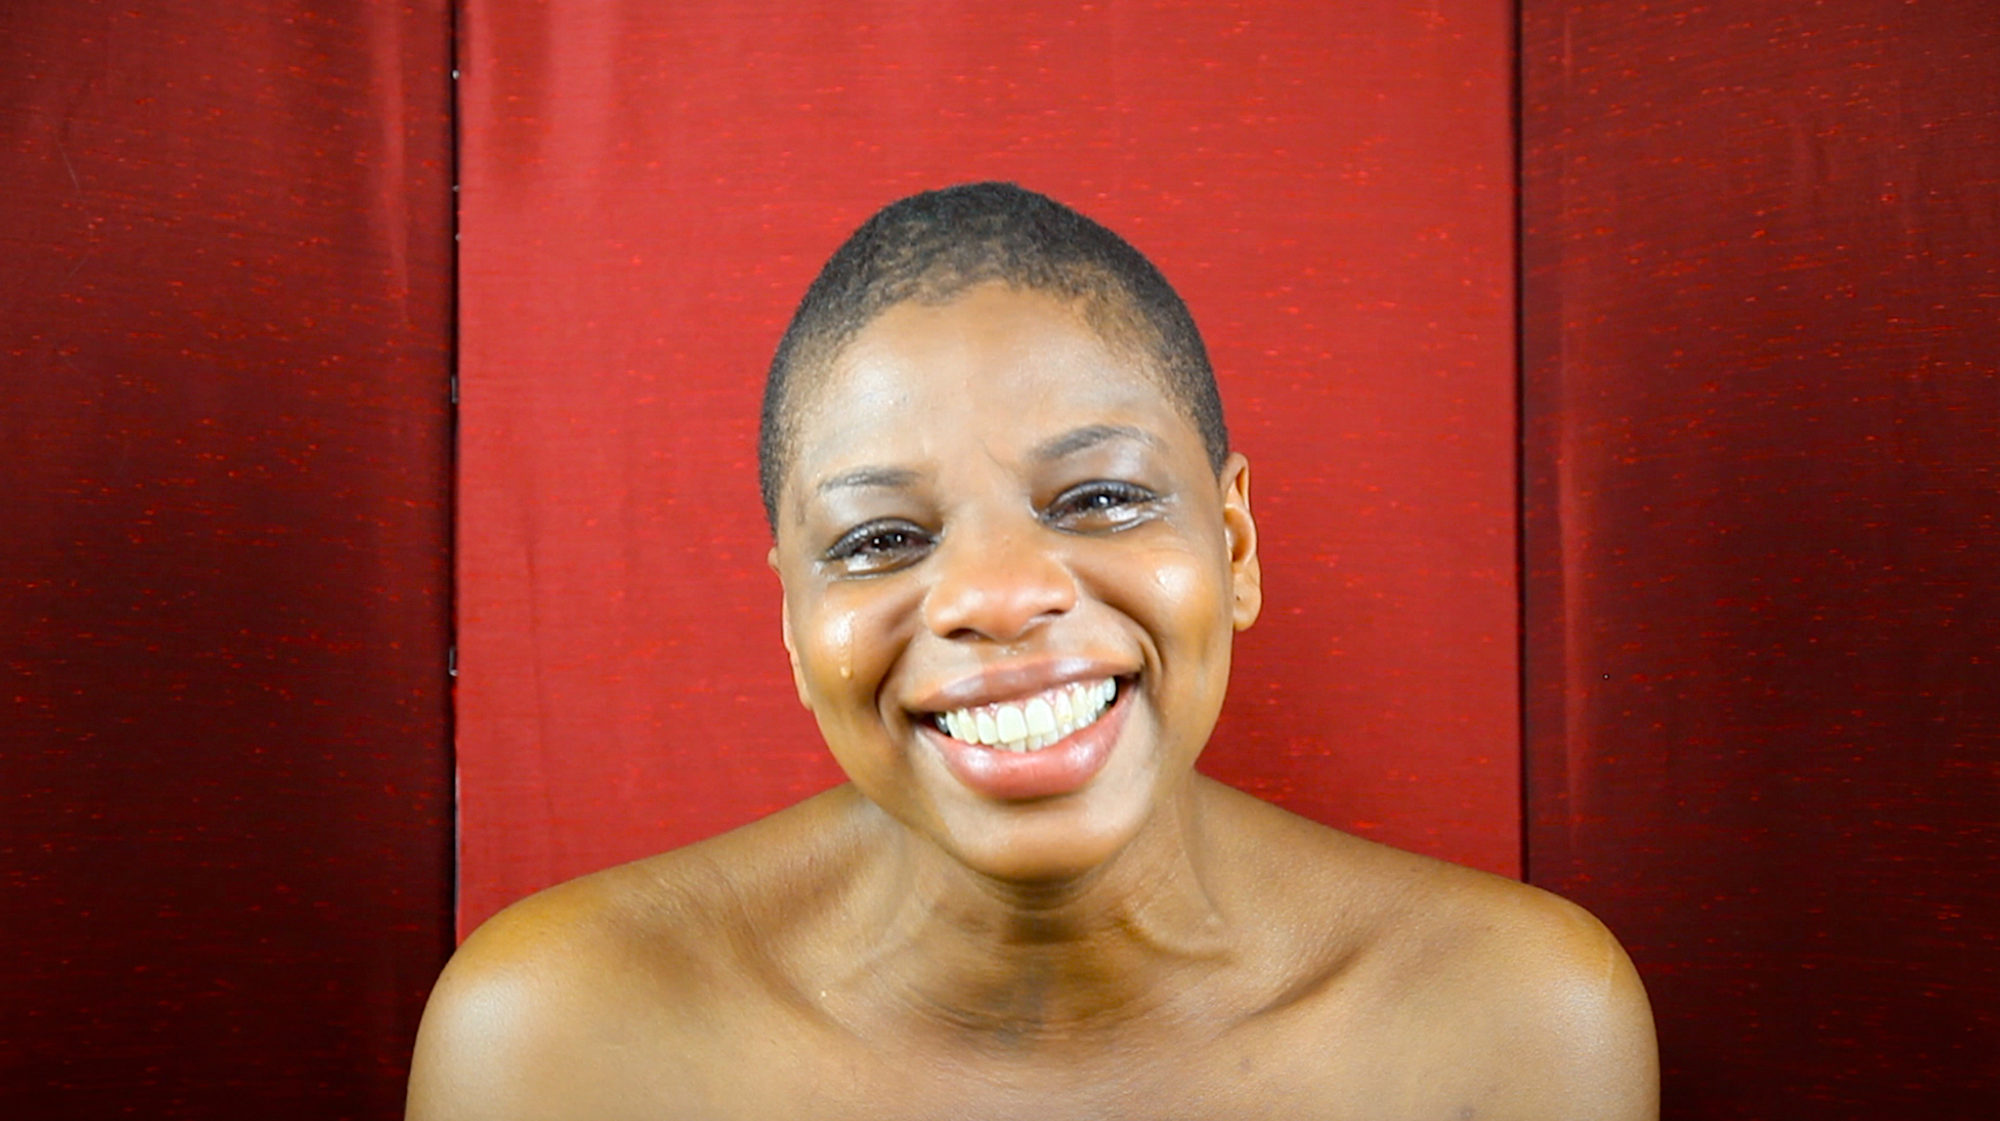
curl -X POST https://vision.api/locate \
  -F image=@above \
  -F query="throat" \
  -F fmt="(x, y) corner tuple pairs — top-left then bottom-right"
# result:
(827, 820), (1238, 1048)
(908, 941), (1158, 1047)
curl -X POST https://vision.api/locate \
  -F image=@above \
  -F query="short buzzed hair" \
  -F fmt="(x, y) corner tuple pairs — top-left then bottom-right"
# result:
(757, 182), (1228, 527)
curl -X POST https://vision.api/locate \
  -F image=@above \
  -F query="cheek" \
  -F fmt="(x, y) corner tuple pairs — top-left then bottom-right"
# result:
(1139, 535), (1234, 628)
(819, 611), (856, 683)
(1148, 556), (1205, 608)
(1083, 537), (1235, 674)
(792, 583), (915, 700)
(795, 606), (862, 697)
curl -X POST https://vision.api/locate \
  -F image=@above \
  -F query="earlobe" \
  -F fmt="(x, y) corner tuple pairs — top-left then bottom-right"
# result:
(1220, 453), (1263, 631)
(774, 562), (814, 712)
(780, 607), (814, 711)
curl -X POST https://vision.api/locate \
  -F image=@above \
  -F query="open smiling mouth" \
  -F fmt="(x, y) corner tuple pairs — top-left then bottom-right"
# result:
(925, 678), (1123, 754)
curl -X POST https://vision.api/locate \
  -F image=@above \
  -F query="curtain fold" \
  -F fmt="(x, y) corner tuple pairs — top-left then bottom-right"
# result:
(1521, 1), (2000, 1113)
(2, 2), (455, 1115)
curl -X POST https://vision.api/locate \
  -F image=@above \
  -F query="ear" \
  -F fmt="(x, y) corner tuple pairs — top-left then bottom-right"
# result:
(770, 546), (813, 712)
(1218, 453), (1262, 631)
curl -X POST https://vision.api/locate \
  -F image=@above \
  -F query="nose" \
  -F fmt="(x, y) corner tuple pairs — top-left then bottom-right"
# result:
(921, 517), (1078, 643)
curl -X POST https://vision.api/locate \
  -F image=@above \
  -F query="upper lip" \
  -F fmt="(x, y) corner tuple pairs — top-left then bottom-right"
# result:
(906, 656), (1132, 713)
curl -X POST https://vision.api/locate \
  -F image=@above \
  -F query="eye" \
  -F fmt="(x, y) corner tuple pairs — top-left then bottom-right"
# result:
(822, 519), (934, 575)
(1043, 480), (1161, 533)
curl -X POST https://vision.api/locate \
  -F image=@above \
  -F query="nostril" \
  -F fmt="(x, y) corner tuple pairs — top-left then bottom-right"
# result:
(920, 529), (1079, 642)
(924, 581), (1076, 643)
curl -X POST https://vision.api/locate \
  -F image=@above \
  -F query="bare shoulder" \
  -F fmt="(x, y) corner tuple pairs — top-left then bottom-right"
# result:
(1407, 865), (1660, 1119)
(406, 789), (862, 1121)
(1209, 784), (1659, 1119)
(404, 866), (663, 1119)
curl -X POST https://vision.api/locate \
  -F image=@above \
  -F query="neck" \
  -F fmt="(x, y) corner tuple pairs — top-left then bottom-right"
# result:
(830, 780), (1239, 1047)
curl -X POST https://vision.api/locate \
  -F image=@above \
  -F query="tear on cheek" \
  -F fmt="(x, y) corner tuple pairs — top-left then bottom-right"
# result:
(828, 613), (854, 681)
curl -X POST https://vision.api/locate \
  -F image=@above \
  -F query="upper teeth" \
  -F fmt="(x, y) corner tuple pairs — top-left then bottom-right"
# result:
(934, 678), (1118, 754)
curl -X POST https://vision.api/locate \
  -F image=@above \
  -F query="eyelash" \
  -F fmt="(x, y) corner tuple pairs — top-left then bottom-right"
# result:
(819, 481), (1161, 575)
(1043, 480), (1160, 527)
(823, 520), (933, 569)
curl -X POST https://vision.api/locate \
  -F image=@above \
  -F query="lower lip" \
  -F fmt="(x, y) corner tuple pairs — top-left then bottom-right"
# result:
(922, 687), (1130, 802)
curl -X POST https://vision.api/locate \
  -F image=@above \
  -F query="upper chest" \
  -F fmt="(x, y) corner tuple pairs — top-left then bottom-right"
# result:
(601, 982), (1517, 1121)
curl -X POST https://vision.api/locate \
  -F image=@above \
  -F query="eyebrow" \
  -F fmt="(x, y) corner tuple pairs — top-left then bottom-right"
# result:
(814, 465), (923, 497)
(1030, 423), (1160, 463)
(810, 424), (1157, 499)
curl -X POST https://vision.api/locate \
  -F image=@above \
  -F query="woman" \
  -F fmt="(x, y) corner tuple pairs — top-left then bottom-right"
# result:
(408, 183), (1657, 1119)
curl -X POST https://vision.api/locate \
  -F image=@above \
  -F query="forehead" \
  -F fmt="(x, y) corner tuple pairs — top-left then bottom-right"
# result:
(800, 282), (1163, 408)
(779, 286), (1194, 510)
(797, 285), (1170, 431)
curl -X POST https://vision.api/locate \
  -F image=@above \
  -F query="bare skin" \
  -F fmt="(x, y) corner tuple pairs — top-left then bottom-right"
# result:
(408, 285), (1658, 1120)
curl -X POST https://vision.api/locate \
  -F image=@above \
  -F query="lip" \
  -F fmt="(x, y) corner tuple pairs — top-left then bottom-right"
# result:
(906, 656), (1132, 714)
(919, 678), (1131, 801)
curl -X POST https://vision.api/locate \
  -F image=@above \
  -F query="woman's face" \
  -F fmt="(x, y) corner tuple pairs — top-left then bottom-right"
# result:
(770, 283), (1260, 882)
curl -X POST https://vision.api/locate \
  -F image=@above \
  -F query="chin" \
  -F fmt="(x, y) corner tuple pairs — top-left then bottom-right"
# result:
(931, 790), (1161, 887)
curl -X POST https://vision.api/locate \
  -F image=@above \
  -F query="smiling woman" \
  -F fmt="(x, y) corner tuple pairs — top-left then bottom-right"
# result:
(775, 282), (1252, 885)
(407, 184), (1657, 1120)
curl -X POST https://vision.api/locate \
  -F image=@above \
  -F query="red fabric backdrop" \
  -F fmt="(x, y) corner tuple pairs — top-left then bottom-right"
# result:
(3, 1), (454, 1115)
(457, 0), (1522, 933)
(1522, 1), (1999, 1113)
(12, 2), (1992, 1112)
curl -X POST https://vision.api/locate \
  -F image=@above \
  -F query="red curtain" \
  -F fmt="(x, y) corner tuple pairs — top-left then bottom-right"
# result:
(2, 2), (454, 1116)
(20, 1), (1990, 1113)
(1522, 1), (2000, 1113)
(456, 0), (1523, 933)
